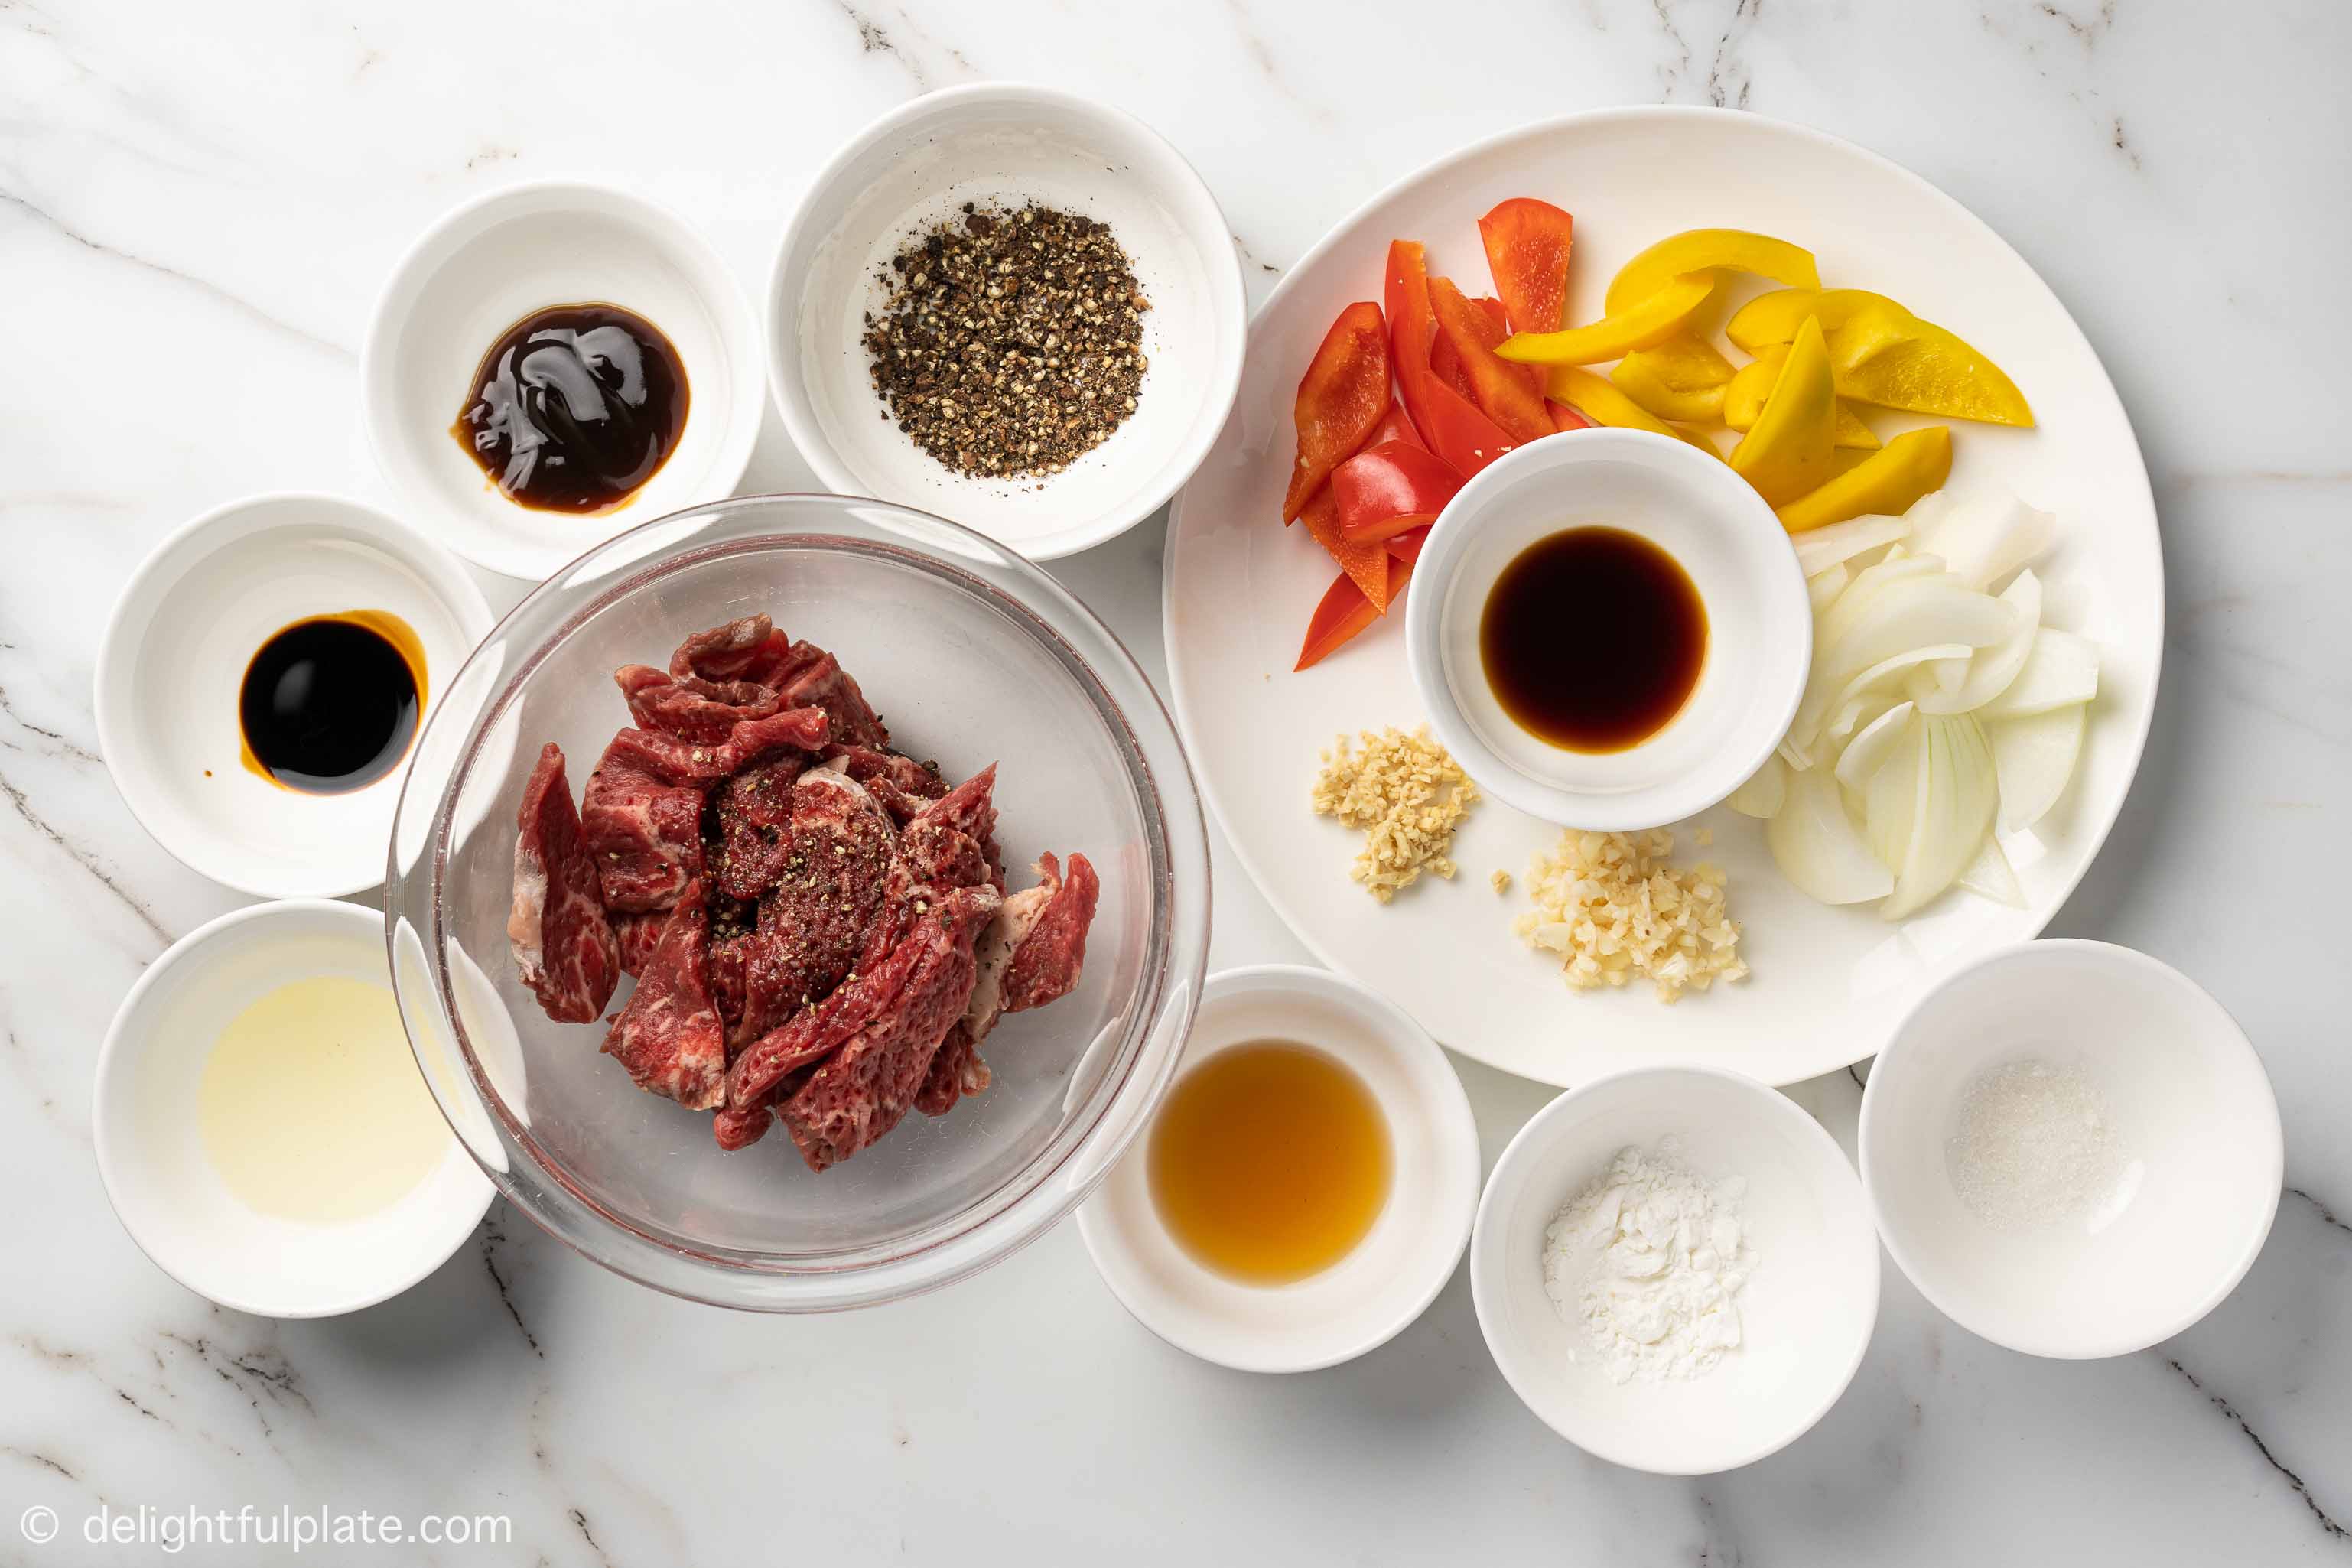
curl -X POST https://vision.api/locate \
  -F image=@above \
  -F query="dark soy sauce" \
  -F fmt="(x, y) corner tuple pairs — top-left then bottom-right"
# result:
(451, 303), (688, 514)
(1479, 526), (1707, 753)
(239, 611), (426, 794)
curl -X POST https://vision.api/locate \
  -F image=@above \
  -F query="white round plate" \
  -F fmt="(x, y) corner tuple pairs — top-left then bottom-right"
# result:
(1162, 106), (2160, 1088)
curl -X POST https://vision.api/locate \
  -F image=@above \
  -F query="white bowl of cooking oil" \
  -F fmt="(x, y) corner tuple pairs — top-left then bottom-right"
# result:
(93, 899), (492, 1317)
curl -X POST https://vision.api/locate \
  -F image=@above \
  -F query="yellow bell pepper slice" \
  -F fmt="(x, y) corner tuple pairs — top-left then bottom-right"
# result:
(1544, 367), (1721, 457)
(1726, 288), (1909, 353)
(1776, 426), (1953, 534)
(1730, 317), (1838, 505)
(1609, 334), (1734, 423)
(1724, 346), (1882, 448)
(1496, 274), (1715, 367)
(1604, 229), (1820, 315)
(1827, 303), (2035, 426)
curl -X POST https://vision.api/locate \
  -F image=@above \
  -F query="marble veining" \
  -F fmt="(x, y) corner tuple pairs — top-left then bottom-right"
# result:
(2, 0), (2347, 1563)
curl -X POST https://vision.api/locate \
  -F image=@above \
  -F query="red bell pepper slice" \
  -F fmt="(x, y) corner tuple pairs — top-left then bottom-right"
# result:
(1384, 525), (1430, 565)
(1282, 301), (1390, 523)
(1295, 555), (1417, 672)
(1428, 275), (1554, 444)
(1550, 399), (1594, 431)
(1477, 197), (1576, 333)
(1333, 439), (1466, 544)
(1428, 330), (1479, 405)
(1384, 240), (1518, 478)
(1299, 482), (1395, 613)
(1365, 399), (1426, 452)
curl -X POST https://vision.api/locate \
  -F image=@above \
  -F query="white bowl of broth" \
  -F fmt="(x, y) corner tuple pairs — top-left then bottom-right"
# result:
(1078, 965), (1479, 1373)
(1404, 429), (1811, 831)
(92, 899), (492, 1318)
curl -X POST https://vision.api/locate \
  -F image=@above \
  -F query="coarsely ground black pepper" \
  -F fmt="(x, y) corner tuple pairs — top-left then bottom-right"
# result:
(862, 201), (1149, 480)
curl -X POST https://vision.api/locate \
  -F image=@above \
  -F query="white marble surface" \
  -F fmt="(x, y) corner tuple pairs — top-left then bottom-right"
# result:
(3, 1), (2347, 1562)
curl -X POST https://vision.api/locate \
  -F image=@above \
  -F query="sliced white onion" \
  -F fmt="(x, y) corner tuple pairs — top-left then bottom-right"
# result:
(1912, 568), (2044, 715)
(1957, 835), (2025, 907)
(1864, 714), (1926, 875)
(1883, 714), (1999, 920)
(1911, 490), (2058, 591)
(1767, 766), (1893, 904)
(1834, 700), (1916, 791)
(1794, 513), (1911, 577)
(1794, 641), (1973, 753)
(1977, 628), (2099, 718)
(1807, 561), (1849, 615)
(1726, 751), (1788, 818)
(1991, 704), (2087, 832)
(1817, 553), (1950, 653)
(1823, 578), (2019, 683)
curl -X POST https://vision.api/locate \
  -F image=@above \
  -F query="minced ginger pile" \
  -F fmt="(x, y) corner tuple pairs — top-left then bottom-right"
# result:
(1310, 727), (1479, 903)
(1514, 826), (1746, 1003)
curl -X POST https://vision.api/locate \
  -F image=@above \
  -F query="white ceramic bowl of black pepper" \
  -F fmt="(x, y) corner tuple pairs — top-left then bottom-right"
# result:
(767, 82), (1248, 561)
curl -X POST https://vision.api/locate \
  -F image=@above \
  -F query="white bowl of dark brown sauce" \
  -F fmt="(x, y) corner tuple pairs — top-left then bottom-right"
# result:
(1404, 430), (1812, 831)
(363, 181), (766, 581)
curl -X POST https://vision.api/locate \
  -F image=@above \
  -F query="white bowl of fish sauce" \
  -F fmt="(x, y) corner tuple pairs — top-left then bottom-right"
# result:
(1405, 429), (1812, 831)
(363, 179), (766, 581)
(1078, 965), (1480, 1373)
(93, 492), (493, 899)
(93, 899), (492, 1318)
(767, 83), (1248, 561)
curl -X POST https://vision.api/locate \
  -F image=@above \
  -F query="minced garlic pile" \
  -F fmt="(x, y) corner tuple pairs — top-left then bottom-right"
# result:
(1514, 827), (1746, 1003)
(1310, 727), (1479, 903)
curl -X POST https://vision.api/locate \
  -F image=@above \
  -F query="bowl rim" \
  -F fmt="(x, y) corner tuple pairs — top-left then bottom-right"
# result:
(91, 897), (494, 1318)
(1856, 936), (2284, 1360)
(763, 80), (1249, 561)
(1075, 961), (1482, 1374)
(384, 490), (1212, 1310)
(92, 490), (495, 899)
(359, 176), (768, 581)
(1404, 428), (1813, 831)
(1469, 1061), (1882, 1474)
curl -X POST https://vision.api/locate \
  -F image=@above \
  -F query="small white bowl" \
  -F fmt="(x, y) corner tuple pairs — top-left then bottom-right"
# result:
(1859, 939), (2282, 1359)
(1405, 430), (1810, 830)
(93, 899), (493, 1318)
(363, 180), (766, 580)
(1471, 1065), (1879, 1474)
(95, 493), (493, 899)
(1078, 965), (1479, 1373)
(768, 83), (1247, 561)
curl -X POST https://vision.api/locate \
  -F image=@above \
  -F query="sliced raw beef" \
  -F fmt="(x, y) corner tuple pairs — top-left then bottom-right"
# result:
(824, 744), (945, 825)
(912, 764), (1004, 889)
(600, 707), (831, 786)
(707, 754), (810, 903)
(773, 642), (890, 750)
(580, 740), (706, 913)
(613, 910), (667, 977)
(1000, 851), (1100, 1014)
(615, 664), (784, 744)
(773, 884), (1000, 1171)
(914, 1020), (989, 1117)
(600, 879), (727, 1109)
(727, 766), (898, 1050)
(509, 744), (621, 1023)
(921, 852), (1101, 1116)
(668, 615), (778, 681)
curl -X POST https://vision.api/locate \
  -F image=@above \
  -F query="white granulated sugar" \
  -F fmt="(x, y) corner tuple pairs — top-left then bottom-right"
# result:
(1947, 1058), (2126, 1232)
(1542, 1137), (1757, 1385)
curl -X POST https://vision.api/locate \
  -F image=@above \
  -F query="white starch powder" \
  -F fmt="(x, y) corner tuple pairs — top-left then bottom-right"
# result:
(1947, 1058), (2130, 1232)
(1543, 1137), (1757, 1385)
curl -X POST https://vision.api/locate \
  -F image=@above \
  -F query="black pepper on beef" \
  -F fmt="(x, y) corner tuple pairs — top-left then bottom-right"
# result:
(507, 616), (1100, 1172)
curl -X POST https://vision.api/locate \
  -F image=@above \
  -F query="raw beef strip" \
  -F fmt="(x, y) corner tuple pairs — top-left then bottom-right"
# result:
(600, 878), (727, 1109)
(727, 766), (898, 1049)
(508, 743), (621, 1023)
(668, 615), (776, 681)
(614, 664), (783, 744)
(912, 764), (1004, 889)
(707, 754), (809, 903)
(919, 852), (1101, 1116)
(600, 707), (831, 786)
(773, 642), (890, 750)
(580, 740), (705, 912)
(824, 744), (945, 825)
(773, 884), (1001, 1171)
(708, 932), (750, 1038)
(613, 910), (667, 978)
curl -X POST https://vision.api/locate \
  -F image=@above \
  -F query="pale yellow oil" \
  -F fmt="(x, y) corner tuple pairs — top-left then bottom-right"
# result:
(197, 975), (446, 1224)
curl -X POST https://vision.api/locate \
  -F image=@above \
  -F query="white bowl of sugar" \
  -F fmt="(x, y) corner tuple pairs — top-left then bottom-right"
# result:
(1859, 939), (2282, 1359)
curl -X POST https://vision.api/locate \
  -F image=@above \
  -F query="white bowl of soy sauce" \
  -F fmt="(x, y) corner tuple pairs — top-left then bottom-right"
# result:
(94, 492), (493, 898)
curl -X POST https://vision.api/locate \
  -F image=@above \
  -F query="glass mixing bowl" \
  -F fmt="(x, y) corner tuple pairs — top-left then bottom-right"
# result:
(385, 495), (1210, 1310)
